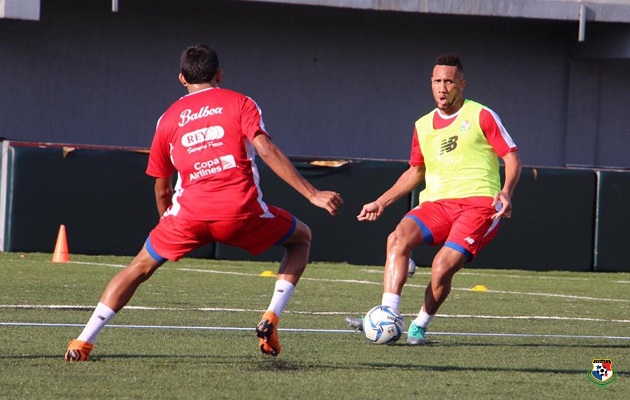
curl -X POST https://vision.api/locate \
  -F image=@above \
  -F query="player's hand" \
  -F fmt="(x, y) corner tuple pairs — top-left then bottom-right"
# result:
(491, 191), (513, 219)
(310, 190), (343, 216)
(357, 200), (385, 222)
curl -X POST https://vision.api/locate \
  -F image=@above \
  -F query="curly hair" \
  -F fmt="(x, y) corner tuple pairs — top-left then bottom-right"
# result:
(435, 53), (463, 73)
(180, 44), (220, 84)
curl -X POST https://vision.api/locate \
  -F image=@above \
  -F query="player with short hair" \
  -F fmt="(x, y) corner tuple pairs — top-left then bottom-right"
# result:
(347, 53), (522, 343)
(65, 44), (343, 361)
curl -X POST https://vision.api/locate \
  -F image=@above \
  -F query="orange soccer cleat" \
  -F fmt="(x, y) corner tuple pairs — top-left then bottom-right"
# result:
(64, 339), (94, 362)
(256, 311), (281, 356)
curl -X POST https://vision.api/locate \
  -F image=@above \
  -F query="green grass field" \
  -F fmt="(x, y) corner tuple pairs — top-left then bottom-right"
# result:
(0, 252), (628, 399)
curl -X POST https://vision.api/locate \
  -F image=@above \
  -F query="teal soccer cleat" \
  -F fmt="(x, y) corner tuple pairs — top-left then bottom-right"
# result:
(406, 321), (428, 345)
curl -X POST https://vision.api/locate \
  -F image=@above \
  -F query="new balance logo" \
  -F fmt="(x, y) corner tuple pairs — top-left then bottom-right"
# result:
(439, 136), (458, 155)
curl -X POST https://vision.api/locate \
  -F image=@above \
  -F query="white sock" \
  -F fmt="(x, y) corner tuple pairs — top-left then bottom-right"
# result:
(267, 280), (295, 317)
(77, 302), (116, 344)
(413, 306), (435, 329)
(381, 292), (401, 312)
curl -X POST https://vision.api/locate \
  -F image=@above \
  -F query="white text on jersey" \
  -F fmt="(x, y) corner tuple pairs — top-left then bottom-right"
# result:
(179, 106), (223, 127)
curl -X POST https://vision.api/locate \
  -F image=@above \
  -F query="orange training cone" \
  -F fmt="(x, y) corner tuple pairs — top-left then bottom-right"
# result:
(52, 225), (70, 263)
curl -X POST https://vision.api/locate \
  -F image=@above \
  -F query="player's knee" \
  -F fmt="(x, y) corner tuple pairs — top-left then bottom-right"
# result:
(386, 229), (414, 255)
(431, 256), (461, 281)
(290, 220), (312, 247)
(301, 222), (312, 243)
(126, 260), (160, 282)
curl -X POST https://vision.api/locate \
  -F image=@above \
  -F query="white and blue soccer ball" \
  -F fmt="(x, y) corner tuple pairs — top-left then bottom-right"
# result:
(362, 305), (404, 344)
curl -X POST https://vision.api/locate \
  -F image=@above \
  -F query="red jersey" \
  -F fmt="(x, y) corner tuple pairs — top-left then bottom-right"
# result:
(146, 87), (273, 221)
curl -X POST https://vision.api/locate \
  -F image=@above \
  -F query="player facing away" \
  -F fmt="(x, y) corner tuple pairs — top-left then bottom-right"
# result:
(346, 53), (522, 344)
(64, 44), (343, 361)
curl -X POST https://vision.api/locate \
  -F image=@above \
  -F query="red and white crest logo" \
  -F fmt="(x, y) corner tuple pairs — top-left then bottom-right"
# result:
(588, 359), (616, 386)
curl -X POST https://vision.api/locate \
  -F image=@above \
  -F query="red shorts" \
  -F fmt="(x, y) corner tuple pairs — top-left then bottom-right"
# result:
(404, 197), (501, 261)
(147, 205), (296, 261)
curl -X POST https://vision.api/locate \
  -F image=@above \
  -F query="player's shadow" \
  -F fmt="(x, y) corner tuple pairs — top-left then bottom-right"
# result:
(1, 354), (613, 377)
(0, 354), (254, 363)
(431, 341), (630, 349)
(247, 358), (592, 375)
(355, 362), (589, 375)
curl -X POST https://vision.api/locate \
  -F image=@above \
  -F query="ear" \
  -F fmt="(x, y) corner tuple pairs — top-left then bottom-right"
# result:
(459, 78), (467, 91)
(214, 69), (223, 85)
(178, 73), (188, 86)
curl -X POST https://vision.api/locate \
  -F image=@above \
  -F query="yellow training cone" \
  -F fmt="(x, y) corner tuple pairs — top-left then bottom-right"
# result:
(259, 270), (276, 277)
(471, 285), (488, 292)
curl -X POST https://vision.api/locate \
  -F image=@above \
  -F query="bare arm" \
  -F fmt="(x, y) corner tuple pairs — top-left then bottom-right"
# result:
(252, 133), (343, 216)
(154, 176), (173, 216)
(491, 150), (522, 219)
(357, 165), (426, 221)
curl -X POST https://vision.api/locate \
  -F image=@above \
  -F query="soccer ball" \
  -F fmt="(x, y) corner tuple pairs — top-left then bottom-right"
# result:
(362, 305), (404, 344)
(408, 258), (417, 278)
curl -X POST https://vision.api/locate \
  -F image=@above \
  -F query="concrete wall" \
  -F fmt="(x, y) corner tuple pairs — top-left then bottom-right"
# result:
(0, 0), (628, 168)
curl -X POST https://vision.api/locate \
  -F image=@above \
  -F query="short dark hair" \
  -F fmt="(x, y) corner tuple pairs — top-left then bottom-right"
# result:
(180, 44), (220, 84)
(435, 53), (463, 73)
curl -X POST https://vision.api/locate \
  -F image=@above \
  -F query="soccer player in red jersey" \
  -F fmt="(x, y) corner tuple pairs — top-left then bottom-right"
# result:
(65, 44), (343, 361)
(347, 53), (522, 344)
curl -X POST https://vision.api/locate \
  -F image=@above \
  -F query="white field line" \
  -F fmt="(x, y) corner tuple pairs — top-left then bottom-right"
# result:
(70, 260), (630, 283)
(69, 261), (128, 268)
(1, 322), (628, 340)
(362, 268), (630, 283)
(180, 268), (629, 303)
(1, 260), (622, 340)
(1, 304), (629, 324)
(66, 262), (630, 303)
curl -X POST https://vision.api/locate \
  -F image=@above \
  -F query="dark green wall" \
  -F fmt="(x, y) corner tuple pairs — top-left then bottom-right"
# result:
(3, 144), (156, 256)
(595, 171), (630, 272)
(2, 142), (626, 272)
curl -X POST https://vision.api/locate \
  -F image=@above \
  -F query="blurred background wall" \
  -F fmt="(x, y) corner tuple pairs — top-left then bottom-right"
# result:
(1, 0), (629, 168)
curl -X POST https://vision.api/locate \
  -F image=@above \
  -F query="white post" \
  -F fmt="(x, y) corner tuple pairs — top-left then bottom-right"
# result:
(578, 3), (586, 42)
